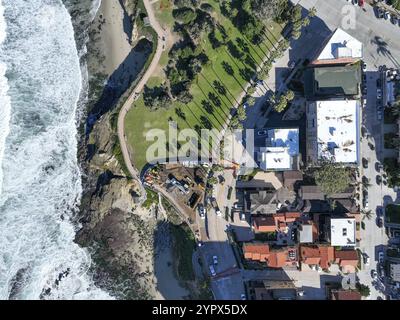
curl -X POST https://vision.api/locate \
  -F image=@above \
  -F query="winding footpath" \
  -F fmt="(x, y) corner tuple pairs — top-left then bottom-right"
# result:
(117, 0), (166, 182)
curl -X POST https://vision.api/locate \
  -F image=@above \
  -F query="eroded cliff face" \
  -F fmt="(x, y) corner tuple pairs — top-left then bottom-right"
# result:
(77, 111), (160, 300)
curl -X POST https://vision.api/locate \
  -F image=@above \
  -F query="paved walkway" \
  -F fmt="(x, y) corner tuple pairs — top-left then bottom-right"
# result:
(117, 0), (167, 183)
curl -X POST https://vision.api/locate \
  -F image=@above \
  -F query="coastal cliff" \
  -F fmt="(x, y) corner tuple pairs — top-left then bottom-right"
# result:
(72, 0), (161, 299)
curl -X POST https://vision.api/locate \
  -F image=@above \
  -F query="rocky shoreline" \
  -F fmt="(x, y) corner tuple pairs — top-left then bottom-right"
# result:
(66, 0), (162, 299)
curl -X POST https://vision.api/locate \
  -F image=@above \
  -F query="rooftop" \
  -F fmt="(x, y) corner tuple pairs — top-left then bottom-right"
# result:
(243, 243), (298, 268)
(300, 245), (335, 269)
(298, 223), (314, 243)
(258, 128), (299, 171)
(331, 289), (361, 300)
(313, 100), (360, 164)
(330, 218), (356, 247)
(315, 28), (363, 62)
(304, 64), (361, 98)
(390, 263), (400, 282)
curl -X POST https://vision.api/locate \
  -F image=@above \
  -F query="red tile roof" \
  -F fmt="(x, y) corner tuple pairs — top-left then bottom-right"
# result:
(300, 245), (334, 269)
(243, 243), (298, 268)
(331, 290), (361, 300)
(334, 250), (359, 267)
(252, 216), (276, 233)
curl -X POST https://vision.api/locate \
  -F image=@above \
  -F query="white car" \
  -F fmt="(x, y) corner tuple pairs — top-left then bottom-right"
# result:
(213, 255), (218, 265)
(240, 294), (246, 300)
(209, 265), (216, 277)
(215, 208), (222, 217)
(362, 62), (367, 72)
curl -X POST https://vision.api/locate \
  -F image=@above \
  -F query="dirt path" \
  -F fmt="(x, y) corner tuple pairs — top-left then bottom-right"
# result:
(117, 0), (167, 182)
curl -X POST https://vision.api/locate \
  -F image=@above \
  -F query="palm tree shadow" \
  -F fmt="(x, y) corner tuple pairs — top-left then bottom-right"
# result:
(371, 36), (400, 68)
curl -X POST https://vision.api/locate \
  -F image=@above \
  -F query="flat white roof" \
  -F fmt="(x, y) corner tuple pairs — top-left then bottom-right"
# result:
(330, 218), (356, 247)
(315, 100), (360, 164)
(317, 28), (363, 60)
(258, 128), (299, 170)
(268, 128), (299, 155)
(259, 147), (291, 170)
(299, 224), (313, 243)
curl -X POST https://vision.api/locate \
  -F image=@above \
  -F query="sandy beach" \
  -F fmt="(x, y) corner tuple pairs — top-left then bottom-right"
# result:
(94, 0), (132, 76)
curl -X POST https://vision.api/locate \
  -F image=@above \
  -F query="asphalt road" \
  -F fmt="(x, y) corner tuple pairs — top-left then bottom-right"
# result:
(299, 0), (400, 69)
(204, 0), (400, 300)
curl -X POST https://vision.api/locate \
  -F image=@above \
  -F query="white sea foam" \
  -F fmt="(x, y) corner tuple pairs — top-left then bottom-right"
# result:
(0, 0), (11, 196)
(0, 0), (111, 299)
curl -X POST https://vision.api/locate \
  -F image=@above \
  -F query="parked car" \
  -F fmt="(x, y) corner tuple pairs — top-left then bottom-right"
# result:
(377, 110), (383, 120)
(377, 7), (384, 19)
(371, 270), (378, 280)
(377, 88), (382, 99)
(240, 212), (246, 221)
(363, 253), (370, 266)
(362, 62), (367, 72)
(376, 162), (384, 172)
(291, 229), (297, 241)
(376, 175), (383, 185)
(379, 251), (384, 264)
(363, 192), (369, 209)
(209, 265), (216, 276)
(240, 293), (246, 300)
(377, 216), (384, 228)
(391, 15), (398, 25)
(384, 11), (390, 20)
(213, 255), (218, 265)
(198, 204), (206, 219)
(362, 157), (369, 169)
(362, 85), (367, 95)
(257, 129), (268, 136)
(377, 78), (382, 87)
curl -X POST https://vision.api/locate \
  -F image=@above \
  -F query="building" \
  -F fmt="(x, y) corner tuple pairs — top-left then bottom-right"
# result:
(299, 245), (335, 270)
(298, 222), (317, 243)
(330, 289), (361, 300)
(306, 99), (360, 165)
(237, 173), (296, 215)
(251, 280), (298, 300)
(304, 64), (361, 99)
(282, 170), (303, 190)
(242, 243), (298, 268)
(334, 249), (359, 273)
(311, 28), (363, 66)
(252, 212), (301, 234)
(257, 128), (299, 171)
(389, 262), (400, 283)
(252, 215), (276, 233)
(330, 218), (356, 247)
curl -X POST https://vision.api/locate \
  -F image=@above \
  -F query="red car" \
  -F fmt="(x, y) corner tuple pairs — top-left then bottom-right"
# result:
(358, 0), (365, 7)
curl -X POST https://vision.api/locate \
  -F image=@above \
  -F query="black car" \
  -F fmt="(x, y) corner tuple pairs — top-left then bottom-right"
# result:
(376, 175), (382, 185)
(377, 216), (383, 228)
(362, 157), (369, 169)
(377, 78), (382, 87)
(377, 8), (384, 19)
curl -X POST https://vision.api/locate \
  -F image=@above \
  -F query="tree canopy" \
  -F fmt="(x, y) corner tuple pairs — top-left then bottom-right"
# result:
(314, 162), (351, 196)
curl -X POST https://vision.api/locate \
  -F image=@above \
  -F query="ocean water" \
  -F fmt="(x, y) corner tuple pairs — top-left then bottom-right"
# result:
(0, 0), (111, 299)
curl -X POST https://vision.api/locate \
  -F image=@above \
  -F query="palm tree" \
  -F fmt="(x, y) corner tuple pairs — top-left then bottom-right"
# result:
(362, 209), (373, 221)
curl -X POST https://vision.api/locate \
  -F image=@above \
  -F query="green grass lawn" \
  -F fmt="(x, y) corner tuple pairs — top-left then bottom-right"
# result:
(125, 2), (284, 171)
